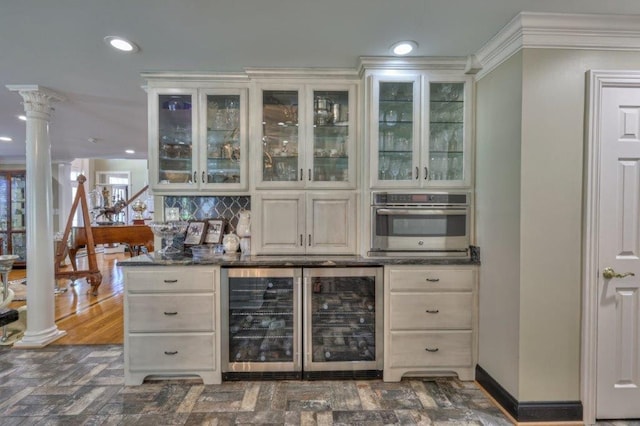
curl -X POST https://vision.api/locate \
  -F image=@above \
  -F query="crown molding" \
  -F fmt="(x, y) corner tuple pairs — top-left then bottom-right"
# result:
(358, 56), (467, 77)
(474, 12), (640, 80)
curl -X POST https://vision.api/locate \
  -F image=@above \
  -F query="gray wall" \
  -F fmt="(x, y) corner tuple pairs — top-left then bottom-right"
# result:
(476, 48), (640, 402)
(476, 52), (523, 399)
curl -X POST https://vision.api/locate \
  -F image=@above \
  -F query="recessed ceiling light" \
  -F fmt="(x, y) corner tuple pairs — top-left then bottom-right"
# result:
(125, 149), (135, 154)
(17, 115), (26, 121)
(390, 40), (418, 56)
(0, 136), (13, 142)
(104, 36), (139, 53)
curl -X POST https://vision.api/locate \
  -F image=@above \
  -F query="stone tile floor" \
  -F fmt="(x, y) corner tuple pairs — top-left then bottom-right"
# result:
(0, 344), (512, 425)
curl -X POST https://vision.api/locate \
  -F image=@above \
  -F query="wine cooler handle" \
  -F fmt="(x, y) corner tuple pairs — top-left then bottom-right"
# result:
(425, 309), (439, 314)
(425, 347), (439, 353)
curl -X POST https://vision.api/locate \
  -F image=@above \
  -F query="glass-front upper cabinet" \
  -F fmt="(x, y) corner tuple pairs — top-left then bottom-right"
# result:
(148, 84), (248, 193)
(370, 74), (421, 188)
(260, 88), (301, 185)
(428, 82), (466, 184)
(257, 83), (356, 189)
(199, 88), (248, 190)
(149, 88), (198, 191)
(369, 72), (472, 188)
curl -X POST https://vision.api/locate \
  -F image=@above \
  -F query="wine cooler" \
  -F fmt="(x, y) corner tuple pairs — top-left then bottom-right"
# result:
(221, 267), (383, 379)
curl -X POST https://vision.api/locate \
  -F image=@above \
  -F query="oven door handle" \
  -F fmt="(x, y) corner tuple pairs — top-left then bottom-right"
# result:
(375, 208), (465, 216)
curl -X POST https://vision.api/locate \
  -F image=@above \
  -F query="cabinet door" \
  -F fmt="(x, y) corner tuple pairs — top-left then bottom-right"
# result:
(149, 88), (198, 191)
(370, 74), (421, 188)
(259, 87), (303, 188)
(253, 193), (305, 254)
(306, 192), (357, 254)
(426, 79), (471, 187)
(307, 85), (356, 189)
(199, 88), (248, 191)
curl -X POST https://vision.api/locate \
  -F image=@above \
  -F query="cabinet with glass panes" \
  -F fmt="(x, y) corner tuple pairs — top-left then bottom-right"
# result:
(368, 71), (473, 189)
(0, 170), (26, 266)
(145, 80), (249, 194)
(256, 83), (356, 189)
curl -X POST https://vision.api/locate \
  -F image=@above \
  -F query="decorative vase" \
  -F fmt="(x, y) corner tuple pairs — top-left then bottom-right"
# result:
(223, 232), (240, 253)
(237, 210), (251, 237)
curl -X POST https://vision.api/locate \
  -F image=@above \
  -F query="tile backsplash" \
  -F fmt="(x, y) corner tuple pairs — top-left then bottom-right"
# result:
(163, 196), (250, 234)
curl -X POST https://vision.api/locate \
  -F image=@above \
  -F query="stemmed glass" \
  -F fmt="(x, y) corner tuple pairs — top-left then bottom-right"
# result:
(390, 160), (401, 180)
(380, 156), (391, 180)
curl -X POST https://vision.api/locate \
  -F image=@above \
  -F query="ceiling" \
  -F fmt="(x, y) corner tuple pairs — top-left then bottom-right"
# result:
(2, 0), (640, 163)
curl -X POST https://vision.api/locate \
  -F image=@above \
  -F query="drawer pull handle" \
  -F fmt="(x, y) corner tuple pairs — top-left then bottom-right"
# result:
(426, 278), (440, 282)
(164, 312), (178, 316)
(425, 347), (439, 353)
(164, 351), (178, 356)
(425, 309), (439, 314)
(164, 279), (178, 283)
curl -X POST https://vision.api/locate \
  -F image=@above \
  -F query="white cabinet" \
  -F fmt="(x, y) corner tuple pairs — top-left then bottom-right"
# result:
(253, 192), (357, 255)
(383, 265), (477, 382)
(254, 82), (357, 189)
(367, 70), (473, 189)
(123, 266), (221, 385)
(146, 80), (249, 193)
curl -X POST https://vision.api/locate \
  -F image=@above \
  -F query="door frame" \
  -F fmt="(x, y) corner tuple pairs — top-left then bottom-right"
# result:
(582, 69), (640, 425)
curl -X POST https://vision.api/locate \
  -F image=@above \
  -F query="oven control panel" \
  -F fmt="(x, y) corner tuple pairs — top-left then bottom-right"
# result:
(372, 192), (468, 206)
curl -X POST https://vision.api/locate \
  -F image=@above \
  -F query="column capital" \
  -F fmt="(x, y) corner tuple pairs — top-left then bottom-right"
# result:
(6, 84), (65, 120)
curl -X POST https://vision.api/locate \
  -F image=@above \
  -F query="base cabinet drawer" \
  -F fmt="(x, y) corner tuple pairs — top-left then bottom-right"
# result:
(127, 294), (215, 332)
(126, 267), (215, 293)
(388, 268), (474, 292)
(128, 333), (215, 371)
(389, 293), (472, 330)
(387, 331), (472, 368)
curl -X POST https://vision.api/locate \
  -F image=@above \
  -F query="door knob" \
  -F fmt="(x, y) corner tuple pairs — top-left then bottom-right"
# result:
(602, 267), (635, 279)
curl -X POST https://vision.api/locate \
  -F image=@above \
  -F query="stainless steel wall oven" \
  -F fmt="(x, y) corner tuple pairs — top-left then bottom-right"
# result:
(370, 192), (470, 257)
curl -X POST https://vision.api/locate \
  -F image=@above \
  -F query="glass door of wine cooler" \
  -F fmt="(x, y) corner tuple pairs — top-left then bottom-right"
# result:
(221, 268), (302, 376)
(303, 267), (383, 376)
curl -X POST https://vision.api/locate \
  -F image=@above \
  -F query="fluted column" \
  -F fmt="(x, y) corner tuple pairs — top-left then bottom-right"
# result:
(7, 85), (67, 348)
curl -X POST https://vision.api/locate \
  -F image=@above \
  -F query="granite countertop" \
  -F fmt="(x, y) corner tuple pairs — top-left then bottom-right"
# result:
(117, 251), (480, 267)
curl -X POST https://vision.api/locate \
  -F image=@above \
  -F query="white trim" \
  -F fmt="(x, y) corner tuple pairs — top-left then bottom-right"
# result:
(475, 12), (640, 80)
(582, 70), (640, 426)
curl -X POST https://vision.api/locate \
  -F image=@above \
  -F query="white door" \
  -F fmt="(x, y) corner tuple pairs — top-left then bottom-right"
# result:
(596, 85), (640, 419)
(253, 192), (305, 255)
(306, 192), (356, 255)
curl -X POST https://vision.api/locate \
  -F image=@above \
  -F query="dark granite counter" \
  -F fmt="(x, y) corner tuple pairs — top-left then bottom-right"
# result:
(117, 251), (480, 267)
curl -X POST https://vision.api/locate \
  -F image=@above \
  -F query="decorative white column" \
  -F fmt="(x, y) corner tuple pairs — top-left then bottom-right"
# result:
(7, 85), (67, 348)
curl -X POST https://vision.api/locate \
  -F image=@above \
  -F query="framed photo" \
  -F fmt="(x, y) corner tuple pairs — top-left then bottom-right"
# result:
(184, 221), (207, 246)
(204, 218), (226, 244)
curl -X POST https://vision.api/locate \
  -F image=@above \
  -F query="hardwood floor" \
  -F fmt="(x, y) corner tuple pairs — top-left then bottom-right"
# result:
(7, 250), (126, 345)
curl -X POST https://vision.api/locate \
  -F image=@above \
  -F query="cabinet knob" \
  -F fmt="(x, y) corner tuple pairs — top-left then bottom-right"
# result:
(424, 167), (429, 180)
(425, 278), (440, 282)
(309, 168), (312, 181)
(308, 234), (312, 247)
(163, 279), (178, 283)
(425, 309), (439, 314)
(202, 171), (205, 183)
(425, 347), (439, 353)
(163, 311), (178, 316)
(164, 351), (178, 356)
(415, 167), (419, 180)
(300, 168), (303, 181)
(193, 171), (197, 183)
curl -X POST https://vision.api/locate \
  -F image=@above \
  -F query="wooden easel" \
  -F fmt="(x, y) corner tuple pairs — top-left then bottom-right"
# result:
(55, 174), (102, 296)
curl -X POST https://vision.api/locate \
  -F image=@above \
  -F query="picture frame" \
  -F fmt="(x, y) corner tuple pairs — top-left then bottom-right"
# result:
(184, 221), (207, 246)
(204, 218), (226, 244)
